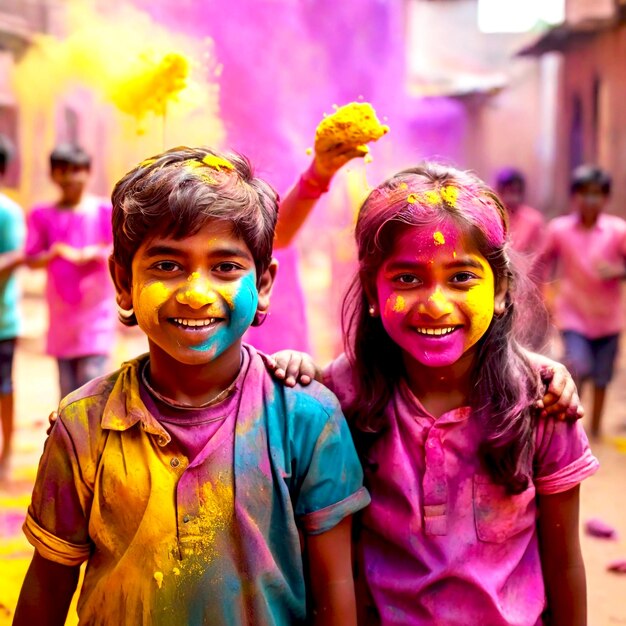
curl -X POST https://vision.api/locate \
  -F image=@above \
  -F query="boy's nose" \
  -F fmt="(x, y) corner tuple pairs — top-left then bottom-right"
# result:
(176, 273), (217, 309)
(417, 287), (454, 319)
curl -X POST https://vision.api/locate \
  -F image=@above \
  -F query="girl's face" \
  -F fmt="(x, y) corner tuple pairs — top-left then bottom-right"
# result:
(375, 221), (505, 371)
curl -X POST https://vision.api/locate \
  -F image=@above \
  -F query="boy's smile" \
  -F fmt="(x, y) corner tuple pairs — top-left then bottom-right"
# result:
(375, 221), (504, 373)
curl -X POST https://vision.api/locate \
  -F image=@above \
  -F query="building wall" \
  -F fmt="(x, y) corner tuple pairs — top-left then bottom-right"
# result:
(552, 23), (626, 217)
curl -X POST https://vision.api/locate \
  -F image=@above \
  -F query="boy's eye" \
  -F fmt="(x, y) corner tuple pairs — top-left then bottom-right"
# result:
(153, 261), (180, 273)
(214, 262), (243, 273)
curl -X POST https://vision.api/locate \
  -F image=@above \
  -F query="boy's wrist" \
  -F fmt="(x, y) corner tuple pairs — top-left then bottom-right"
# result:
(298, 161), (332, 200)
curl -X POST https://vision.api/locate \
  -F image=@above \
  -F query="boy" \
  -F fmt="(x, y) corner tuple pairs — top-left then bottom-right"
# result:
(25, 144), (115, 398)
(0, 135), (24, 480)
(537, 165), (626, 438)
(14, 147), (369, 625)
(495, 167), (545, 258)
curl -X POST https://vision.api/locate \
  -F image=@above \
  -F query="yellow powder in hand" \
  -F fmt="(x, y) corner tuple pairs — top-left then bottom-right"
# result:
(314, 102), (389, 153)
(154, 571), (164, 589)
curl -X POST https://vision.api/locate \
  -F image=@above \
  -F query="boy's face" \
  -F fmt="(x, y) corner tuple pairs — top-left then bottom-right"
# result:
(498, 182), (523, 211)
(114, 220), (275, 369)
(51, 163), (90, 204)
(573, 182), (608, 222)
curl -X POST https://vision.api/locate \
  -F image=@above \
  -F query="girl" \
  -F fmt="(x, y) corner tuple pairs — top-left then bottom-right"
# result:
(272, 163), (597, 625)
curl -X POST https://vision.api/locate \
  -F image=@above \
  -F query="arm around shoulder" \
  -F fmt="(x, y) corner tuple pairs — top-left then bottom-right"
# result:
(13, 550), (81, 626)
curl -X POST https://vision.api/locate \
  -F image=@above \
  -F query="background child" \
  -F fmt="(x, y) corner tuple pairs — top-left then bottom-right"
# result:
(14, 147), (368, 626)
(24, 144), (116, 398)
(536, 165), (626, 439)
(273, 163), (597, 625)
(0, 136), (25, 481)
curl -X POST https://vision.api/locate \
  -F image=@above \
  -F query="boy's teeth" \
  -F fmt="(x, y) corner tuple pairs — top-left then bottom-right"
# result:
(174, 318), (216, 327)
(416, 326), (456, 336)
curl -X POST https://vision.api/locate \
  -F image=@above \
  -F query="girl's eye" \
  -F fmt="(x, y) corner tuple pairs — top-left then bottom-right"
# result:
(451, 271), (477, 284)
(394, 274), (420, 285)
(153, 261), (180, 272)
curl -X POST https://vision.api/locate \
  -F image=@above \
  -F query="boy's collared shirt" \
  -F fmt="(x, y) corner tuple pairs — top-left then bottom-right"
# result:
(325, 354), (599, 626)
(25, 196), (115, 357)
(540, 212), (626, 338)
(0, 192), (24, 340)
(24, 345), (369, 626)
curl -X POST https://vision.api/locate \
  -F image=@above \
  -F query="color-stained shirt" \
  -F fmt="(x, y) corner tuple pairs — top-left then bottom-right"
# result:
(25, 196), (116, 357)
(324, 354), (599, 626)
(508, 204), (545, 257)
(539, 213), (626, 338)
(24, 345), (369, 626)
(0, 192), (24, 340)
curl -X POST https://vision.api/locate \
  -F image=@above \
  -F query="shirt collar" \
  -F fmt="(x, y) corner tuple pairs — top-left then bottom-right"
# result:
(101, 354), (171, 444)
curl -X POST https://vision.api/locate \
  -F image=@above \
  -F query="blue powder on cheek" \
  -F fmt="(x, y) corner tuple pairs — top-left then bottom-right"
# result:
(191, 273), (258, 354)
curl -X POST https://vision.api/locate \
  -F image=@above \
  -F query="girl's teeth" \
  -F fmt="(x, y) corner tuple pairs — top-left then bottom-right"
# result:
(174, 318), (216, 327)
(417, 326), (456, 336)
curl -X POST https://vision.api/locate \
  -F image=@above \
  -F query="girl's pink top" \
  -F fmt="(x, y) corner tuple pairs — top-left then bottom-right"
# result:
(324, 354), (599, 626)
(540, 212), (626, 338)
(26, 197), (116, 358)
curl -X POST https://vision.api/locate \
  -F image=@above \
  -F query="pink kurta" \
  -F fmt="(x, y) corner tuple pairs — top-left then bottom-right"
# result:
(324, 354), (599, 626)
(25, 196), (116, 358)
(540, 213), (626, 338)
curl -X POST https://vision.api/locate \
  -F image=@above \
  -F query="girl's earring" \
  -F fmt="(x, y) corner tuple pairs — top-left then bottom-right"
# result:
(368, 305), (377, 316)
(116, 303), (135, 319)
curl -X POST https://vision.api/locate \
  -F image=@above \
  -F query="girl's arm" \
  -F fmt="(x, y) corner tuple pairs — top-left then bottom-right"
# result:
(306, 516), (357, 626)
(13, 551), (81, 626)
(538, 485), (587, 626)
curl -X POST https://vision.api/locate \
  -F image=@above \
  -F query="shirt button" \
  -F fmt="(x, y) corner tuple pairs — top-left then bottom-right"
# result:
(170, 457), (180, 468)
(183, 514), (191, 523)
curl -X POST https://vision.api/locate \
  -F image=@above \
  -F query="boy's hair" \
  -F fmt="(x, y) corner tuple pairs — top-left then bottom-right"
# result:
(0, 135), (13, 176)
(49, 143), (92, 172)
(570, 164), (611, 195)
(495, 167), (525, 192)
(111, 146), (279, 327)
(343, 162), (543, 494)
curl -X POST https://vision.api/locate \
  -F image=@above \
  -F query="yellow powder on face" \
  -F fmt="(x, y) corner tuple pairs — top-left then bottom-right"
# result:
(201, 154), (234, 171)
(173, 567), (180, 576)
(135, 281), (172, 326)
(392, 295), (406, 312)
(428, 288), (452, 312)
(441, 185), (458, 207)
(187, 271), (201, 282)
(314, 101), (389, 153)
(154, 571), (164, 589)
(433, 231), (446, 246)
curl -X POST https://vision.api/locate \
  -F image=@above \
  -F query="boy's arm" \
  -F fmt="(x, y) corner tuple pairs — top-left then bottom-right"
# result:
(51, 242), (111, 264)
(307, 516), (357, 626)
(0, 249), (25, 279)
(538, 486), (587, 626)
(13, 551), (80, 626)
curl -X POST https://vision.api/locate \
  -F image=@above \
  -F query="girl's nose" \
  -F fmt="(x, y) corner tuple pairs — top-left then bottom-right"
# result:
(175, 272), (217, 309)
(418, 286), (454, 319)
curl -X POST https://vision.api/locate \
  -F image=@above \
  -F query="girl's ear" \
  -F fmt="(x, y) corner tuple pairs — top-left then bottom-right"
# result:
(109, 255), (133, 310)
(361, 271), (379, 317)
(252, 258), (278, 326)
(494, 276), (509, 316)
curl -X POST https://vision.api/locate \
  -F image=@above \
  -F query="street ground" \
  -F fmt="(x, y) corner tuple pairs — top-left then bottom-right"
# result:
(0, 289), (625, 625)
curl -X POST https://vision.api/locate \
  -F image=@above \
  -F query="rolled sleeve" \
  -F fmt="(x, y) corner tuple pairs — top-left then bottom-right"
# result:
(291, 387), (369, 535)
(24, 416), (93, 564)
(534, 418), (599, 495)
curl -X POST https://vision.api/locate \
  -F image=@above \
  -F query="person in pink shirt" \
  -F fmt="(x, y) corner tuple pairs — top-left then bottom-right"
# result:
(495, 167), (545, 258)
(536, 165), (626, 439)
(271, 163), (596, 625)
(25, 144), (116, 398)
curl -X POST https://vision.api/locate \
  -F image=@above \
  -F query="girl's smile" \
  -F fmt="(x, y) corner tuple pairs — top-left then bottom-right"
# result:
(375, 221), (504, 372)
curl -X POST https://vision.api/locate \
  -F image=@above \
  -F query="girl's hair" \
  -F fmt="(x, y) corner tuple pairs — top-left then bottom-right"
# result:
(343, 162), (543, 494)
(111, 146), (279, 327)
